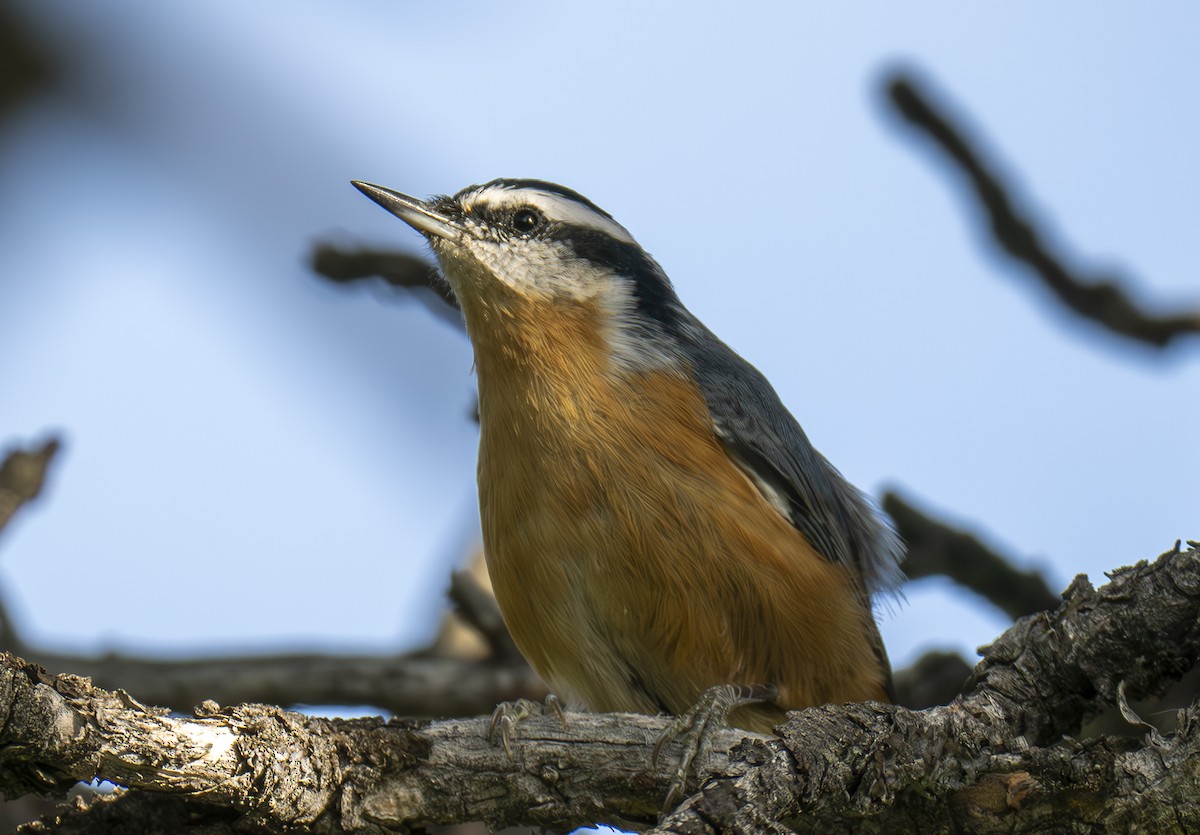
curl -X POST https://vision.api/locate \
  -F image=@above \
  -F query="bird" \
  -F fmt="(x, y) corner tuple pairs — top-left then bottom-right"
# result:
(353, 178), (904, 734)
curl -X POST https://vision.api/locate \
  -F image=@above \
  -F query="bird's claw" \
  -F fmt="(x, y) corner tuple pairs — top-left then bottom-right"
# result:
(488, 695), (569, 759)
(654, 684), (775, 812)
(543, 692), (569, 729)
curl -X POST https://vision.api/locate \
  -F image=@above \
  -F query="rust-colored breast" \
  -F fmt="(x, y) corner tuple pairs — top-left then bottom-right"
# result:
(468, 296), (888, 732)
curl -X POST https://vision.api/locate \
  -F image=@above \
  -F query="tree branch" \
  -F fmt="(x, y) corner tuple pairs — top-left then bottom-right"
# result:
(21, 648), (546, 719)
(311, 244), (461, 329)
(653, 543), (1200, 833)
(447, 569), (523, 664)
(891, 648), (973, 710)
(0, 652), (744, 832)
(19, 792), (246, 834)
(886, 71), (1200, 349)
(0, 437), (60, 540)
(4, 545), (1197, 832)
(0, 5), (57, 122)
(654, 698), (1200, 834)
(885, 490), (1061, 619)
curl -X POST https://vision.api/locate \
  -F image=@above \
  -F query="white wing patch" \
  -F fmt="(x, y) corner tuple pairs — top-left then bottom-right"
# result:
(715, 423), (795, 523)
(461, 183), (637, 245)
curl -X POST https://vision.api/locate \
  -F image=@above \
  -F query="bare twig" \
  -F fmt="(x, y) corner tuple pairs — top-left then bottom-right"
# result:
(885, 490), (1061, 619)
(21, 626), (972, 724)
(0, 437), (60, 540)
(886, 72), (1200, 349)
(311, 244), (461, 328)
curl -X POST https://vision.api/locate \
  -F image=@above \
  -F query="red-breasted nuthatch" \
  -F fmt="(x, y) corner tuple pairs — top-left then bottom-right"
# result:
(354, 178), (904, 732)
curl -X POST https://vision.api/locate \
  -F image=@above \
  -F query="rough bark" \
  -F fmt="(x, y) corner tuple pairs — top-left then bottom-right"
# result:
(3, 545), (1196, 833)
(654, 543), (1200, 833)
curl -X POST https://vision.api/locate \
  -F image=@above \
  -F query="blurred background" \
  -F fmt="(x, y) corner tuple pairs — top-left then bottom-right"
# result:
(1, 2), (1198, 693)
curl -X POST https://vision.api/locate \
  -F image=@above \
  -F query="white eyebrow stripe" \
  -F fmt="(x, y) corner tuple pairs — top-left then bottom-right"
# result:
(466, 186), (637, 245)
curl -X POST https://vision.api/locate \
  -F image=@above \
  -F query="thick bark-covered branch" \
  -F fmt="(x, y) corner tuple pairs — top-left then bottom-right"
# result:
(886, 72), (1200, 349)
(652, 544), (1200, 833)
(0, 654), (744, 832)
(4, 546), (1197, 833)
(653, 698), (1200, 835)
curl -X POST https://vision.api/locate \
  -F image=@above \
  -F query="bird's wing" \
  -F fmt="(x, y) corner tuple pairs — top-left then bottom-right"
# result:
(677, 319), (904, 700)
(678, 317), (905, 597)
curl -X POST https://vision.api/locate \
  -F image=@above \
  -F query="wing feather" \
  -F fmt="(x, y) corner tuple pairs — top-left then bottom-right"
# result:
(674, 316), (905, 597)
(672, 316), (905, 700)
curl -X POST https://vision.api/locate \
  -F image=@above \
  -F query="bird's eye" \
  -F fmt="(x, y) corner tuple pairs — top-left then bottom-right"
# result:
(512, 207), (543, 233)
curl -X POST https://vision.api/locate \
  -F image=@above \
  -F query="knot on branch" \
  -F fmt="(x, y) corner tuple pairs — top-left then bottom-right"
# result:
(971, 552), (1200, 744)
(207, 704), (341, 827)
(0, 657), (88, 797)
(213, 705), (433, 830)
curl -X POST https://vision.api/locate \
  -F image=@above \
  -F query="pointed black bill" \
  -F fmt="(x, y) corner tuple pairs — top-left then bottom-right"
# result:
(351, 181), (459, 240)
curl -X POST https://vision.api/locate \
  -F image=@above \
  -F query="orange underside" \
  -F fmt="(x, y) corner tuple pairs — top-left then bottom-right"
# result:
(463, 291), (888, 733)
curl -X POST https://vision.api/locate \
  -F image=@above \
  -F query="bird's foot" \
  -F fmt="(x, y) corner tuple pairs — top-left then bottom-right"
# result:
(488, 694), (568, 758)
(653, 684), (776, 812)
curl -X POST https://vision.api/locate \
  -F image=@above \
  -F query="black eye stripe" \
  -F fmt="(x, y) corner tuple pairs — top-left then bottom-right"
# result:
(545, 224), (683, 334)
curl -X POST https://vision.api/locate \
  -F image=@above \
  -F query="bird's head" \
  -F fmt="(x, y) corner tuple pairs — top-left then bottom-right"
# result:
(353, 178), (689, 373)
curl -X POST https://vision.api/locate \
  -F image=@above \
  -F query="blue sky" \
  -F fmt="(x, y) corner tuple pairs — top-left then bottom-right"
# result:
(1, 2), (1197, 680)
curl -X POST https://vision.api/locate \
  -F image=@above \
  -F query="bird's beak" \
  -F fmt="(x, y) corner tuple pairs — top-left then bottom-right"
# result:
(351, 181), (460, 240)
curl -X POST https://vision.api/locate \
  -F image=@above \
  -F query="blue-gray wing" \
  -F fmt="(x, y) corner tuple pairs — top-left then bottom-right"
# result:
(675, 317), (905, 600)
(674, 317), (904, 701)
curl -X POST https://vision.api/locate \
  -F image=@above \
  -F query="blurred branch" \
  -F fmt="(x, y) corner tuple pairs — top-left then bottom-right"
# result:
(0, 437), (547, 718)
(310, 243), (480, 422)
(885, 489), (1061, 619)
(0, 5), (57, 122)
(0, 437), (60, 540)
(22, 616), (962, 719)
(892, 648), (972, 709)
(0, 436), (1028, 717)
(0, 437), (59, 653)
(23, 648), (546, 719)
(21, 793), (246, 835)
(311, 244), (461, 329)
(886, 72), (1200, 349)
(448, 569), (522, 663)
